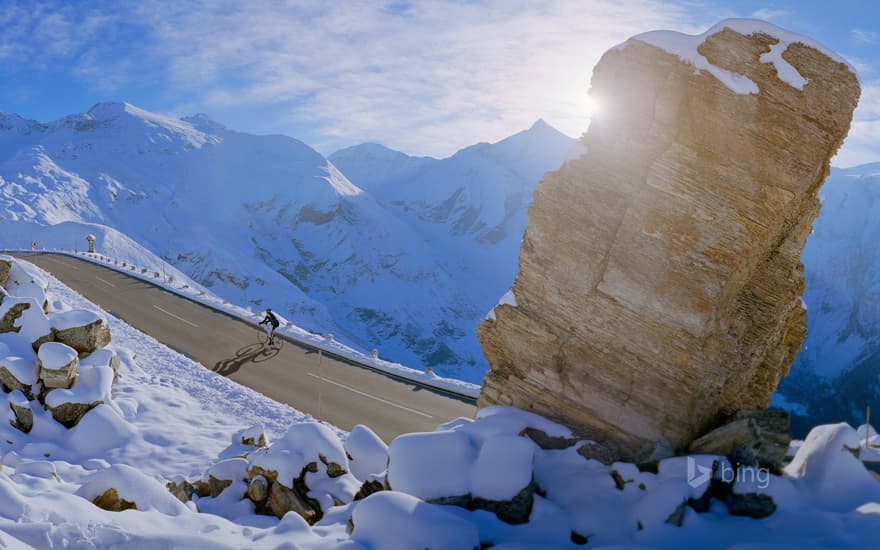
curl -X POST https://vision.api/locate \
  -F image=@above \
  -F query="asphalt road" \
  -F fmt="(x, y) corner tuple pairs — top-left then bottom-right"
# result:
(16, 253), (476, 442)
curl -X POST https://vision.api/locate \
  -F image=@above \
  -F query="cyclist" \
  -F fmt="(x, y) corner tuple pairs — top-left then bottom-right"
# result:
(259, 308), (280, 346)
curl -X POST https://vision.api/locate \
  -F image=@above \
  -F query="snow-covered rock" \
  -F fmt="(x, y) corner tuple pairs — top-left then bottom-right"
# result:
(344, 424), (388, 481)
(50, 309), (111, 354)
(37, 341), (78, 389)
(76, 464), (190, 515)
(349, 491), (480, 550)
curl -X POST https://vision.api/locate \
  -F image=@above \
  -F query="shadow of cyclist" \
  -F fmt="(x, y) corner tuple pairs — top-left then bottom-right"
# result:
(213, 340), (282, 376)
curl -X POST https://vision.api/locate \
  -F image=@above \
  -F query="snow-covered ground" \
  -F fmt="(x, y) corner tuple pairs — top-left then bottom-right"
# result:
(3, 256), (880, 548)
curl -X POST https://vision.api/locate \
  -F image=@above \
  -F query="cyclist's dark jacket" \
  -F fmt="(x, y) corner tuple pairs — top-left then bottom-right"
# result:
(261, 312), (279, 328)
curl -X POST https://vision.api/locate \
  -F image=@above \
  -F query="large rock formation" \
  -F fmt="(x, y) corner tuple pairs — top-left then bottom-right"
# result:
(478, 20), (860, 460)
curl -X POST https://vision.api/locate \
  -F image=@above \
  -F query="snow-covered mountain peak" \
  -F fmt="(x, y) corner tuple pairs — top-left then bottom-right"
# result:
(182, 113), (228, 134)
(50, 102), (219, 150)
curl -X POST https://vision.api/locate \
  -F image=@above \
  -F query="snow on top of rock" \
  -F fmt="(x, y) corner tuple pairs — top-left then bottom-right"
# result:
(784, 422), (880, 512)
(0, 356), (38, 387)
(45, 365), (113, 408)
(50, 309), (103, 331)
(387, 430), (476, 500)
(470, 435), (535, 501)
(618, 18), (856, 96)
(7, 390), (29, 408)
(249, 422), (349, 485)
(6, 261), (48, 305)
(474, 405), (573, 439)
(37, 341), (77, 369)
(486, 289), (518, 321)
(6, 297), (50, 348)
(344, 424), (389, 481)
(75, 463), (190, 516)
(350, 491), (480, 550)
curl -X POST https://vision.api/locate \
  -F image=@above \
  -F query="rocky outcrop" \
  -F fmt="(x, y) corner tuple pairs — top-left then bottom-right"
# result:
(478, 20), (860, 460)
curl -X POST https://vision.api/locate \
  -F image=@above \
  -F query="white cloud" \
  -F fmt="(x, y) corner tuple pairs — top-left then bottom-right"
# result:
(750, 8), (790, 21)
(852, 28), (878, 44)
(835, 81), (880, 167)
(127, 0), (708, 156)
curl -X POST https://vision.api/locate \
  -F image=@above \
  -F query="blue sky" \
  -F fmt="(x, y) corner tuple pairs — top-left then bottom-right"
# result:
(1, 0), (878, 165)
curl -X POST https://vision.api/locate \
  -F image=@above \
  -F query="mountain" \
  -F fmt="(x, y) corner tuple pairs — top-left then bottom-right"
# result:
(776, 163), (880, 435)
(0, 103), (575, 382)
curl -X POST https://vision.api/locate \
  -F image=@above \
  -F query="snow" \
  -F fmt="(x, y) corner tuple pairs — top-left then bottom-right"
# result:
(50, 308), (103, 331)
(470, 435), (535, 501)
(486, 289), (518, 321)
(760, 40), (808, 89)
(45, 365), (114, 407)
(75, 463), (191, 516)
(620, 18), (855, 96)
(0, 356), (38, 387)
(80, 348), (117, 369)
(784, 422), (880, 512)
(0, 296), (50, 348)
(387, 430), (476, 500)
(36, 341), (77, 370)
(350, 491), (480, 550)
(344, 424), (389, 481)
(249, 421), (350, 486)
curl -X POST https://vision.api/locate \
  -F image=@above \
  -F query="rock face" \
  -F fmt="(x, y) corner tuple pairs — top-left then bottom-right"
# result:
(478, 20), (860, 460)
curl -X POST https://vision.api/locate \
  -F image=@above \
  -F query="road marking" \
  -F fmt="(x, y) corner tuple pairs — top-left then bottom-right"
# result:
(153, 304), (199, 328)
(307, 373), (433, 418)
(95, 276), (116, 288)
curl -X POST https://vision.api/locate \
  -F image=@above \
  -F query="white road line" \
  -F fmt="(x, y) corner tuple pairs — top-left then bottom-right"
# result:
(307, 373), (434, 418)
(153, 304), (199, 328)
(95, 276), (116, 288)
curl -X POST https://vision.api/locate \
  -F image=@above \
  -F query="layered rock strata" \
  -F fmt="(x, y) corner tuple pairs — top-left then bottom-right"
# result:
(478, 20), (860, 459)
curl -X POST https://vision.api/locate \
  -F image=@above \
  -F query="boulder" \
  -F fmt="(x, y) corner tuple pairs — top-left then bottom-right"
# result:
(689, 409), (791, 472)
(0, 297), (53, 350)
(477, 20), (860, 460)
(0, 356), (38, 397)
(247, 475), (268, 503)
(48, 400), (103, 428)
(92, 487), (138, 512)
(51, 310), (111, 354)
(0, 301), (29, 334)
(247, 464), (322, 522)
(239, 425), (268, 448)
(167, 480), (195, 503)
(7, 391), (33, 433)
(80, 349), (121, 380)
(0, 256), (11, 287)
(37, 342), (79, 390)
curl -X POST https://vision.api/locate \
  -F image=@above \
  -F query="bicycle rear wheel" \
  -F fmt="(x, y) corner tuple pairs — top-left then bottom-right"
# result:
(257, 325), (270, 345)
